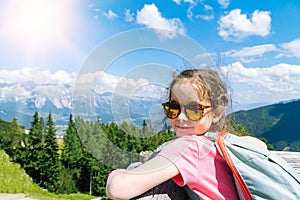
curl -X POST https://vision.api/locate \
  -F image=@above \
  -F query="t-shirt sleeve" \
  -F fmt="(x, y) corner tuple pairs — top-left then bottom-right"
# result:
(158, 136), (199, 186)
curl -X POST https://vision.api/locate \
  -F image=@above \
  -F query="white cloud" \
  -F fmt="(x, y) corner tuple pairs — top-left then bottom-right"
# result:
(197, 14), (214, 21)
(0, 68), (162, 99)
(0, 84), (31, 101)
(172, 0), (181, 5)
(172, 0), (199, 19)
(173, 0), (196, 4)
(136, 4), (186, 39)
(73, 71), (114, 100)
(217, 0), (230, 8)
(187, 5), (194, 19)
(224, 38), (300, 63)
(103, 9), (118, 20)
(96, 73), (163, 98)
(115, 77), (149, 96)
(221, 62), (300, 105)
(218, 9), (271, 41)
(124, 9), (134, 22)
(204, 4), (213, 10)
(225, 44), (277, 63)
(52, 70), (76, 84)
(72, 70), (164, 99)
(0, 68), (76, 84)
(278, 38), (300, 59)
(185, 0), (199, 20)
(185, 0), (196, 3)
(196, 4), (214, 21)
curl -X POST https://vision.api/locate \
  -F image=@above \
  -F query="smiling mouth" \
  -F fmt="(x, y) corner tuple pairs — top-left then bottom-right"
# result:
(175, 125), (192, 129)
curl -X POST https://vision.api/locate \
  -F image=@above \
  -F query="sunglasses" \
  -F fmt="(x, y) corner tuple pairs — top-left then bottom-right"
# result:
(162, 100), (211, 121)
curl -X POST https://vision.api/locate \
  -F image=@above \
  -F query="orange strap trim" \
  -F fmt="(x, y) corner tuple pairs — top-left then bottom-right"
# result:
(217, 131), (252, 200)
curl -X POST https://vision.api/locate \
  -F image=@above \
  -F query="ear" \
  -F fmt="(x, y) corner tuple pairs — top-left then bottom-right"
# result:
(212, 106), (225, 123)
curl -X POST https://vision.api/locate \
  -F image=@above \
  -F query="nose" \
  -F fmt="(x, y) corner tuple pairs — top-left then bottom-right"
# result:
(177, 109), (188, 121)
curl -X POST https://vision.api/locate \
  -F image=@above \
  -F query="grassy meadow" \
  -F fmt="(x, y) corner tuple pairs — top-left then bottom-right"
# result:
(0, 149), (98, 200)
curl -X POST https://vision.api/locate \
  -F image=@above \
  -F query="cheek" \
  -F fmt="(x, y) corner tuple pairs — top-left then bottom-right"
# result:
(195, 115), (213, 134)
(170, 119), (176, 129)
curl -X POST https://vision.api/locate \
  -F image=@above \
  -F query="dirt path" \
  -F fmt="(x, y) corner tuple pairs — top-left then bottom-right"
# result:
(0, 194), (37, 200)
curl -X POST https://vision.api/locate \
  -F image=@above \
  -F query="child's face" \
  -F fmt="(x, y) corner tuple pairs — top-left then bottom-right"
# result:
(169, 79), (213, 137)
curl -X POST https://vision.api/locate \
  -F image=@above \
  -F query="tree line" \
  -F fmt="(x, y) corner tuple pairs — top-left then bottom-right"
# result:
(0, 112), (175, 197)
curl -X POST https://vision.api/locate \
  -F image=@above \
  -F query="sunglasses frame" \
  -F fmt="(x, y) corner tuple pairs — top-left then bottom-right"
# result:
(162, 100), (212, 121)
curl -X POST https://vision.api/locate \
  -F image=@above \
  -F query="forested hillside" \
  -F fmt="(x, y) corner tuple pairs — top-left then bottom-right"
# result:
(232, 99), (300, 151)
(0, 113), (175, 198)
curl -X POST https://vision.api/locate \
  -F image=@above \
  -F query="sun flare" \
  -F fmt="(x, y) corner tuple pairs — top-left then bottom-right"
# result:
(2, 0), (73, 49)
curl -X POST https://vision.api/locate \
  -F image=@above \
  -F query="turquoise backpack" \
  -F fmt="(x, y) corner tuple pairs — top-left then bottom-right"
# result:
(204, 132), (300, 200)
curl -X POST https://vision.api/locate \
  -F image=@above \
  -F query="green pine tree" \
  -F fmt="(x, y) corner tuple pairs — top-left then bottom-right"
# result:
(22, 111), (44, 185)
(60, 114), (84, 194)
(41, 111), (60, 192)
(1, 117), (24, 161)
(62, 114), (83, 169)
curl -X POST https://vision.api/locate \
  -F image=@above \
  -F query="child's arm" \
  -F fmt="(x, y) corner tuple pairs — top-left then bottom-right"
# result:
(106, 155), (179, 200)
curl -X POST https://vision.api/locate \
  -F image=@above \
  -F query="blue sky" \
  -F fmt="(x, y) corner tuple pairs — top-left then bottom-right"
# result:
(1, 0), (300, 108)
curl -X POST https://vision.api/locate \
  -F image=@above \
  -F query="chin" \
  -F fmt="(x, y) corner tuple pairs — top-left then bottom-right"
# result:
(176, 131), (195, 137)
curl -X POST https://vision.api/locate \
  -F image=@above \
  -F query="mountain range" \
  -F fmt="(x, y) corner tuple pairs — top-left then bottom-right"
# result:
(232, 99), (300, 151)
(0, 82), (162, 134)
(0, 81), (299, 150)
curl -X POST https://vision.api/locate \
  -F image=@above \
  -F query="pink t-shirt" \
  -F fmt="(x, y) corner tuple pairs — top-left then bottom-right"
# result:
(158, 135), (238, 200)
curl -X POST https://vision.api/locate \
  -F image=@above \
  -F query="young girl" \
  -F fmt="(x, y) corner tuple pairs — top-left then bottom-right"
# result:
(106, 69), (264, 200)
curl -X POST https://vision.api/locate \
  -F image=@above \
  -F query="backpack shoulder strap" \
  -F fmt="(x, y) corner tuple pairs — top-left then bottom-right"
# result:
(217, 131), (252, 200)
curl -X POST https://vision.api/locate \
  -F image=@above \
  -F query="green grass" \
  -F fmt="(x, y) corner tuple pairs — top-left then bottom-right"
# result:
(0, 149), (97, 200)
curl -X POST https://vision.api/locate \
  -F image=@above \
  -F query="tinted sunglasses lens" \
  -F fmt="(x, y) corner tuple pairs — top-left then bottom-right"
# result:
(185, 104), (203, 121)
(163, 102), (180, 119)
